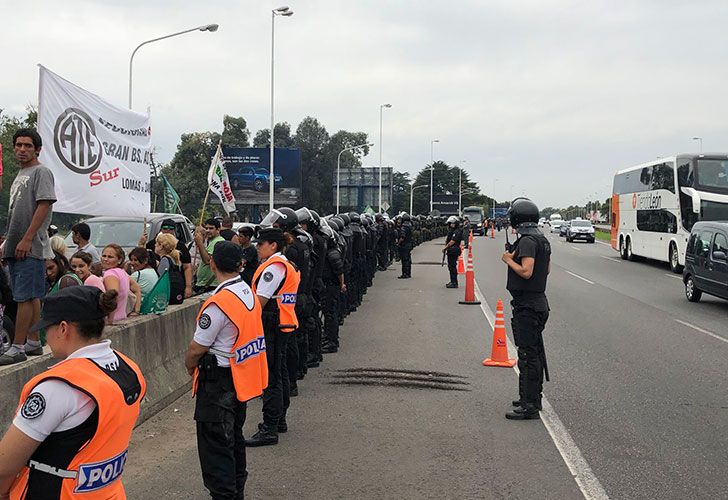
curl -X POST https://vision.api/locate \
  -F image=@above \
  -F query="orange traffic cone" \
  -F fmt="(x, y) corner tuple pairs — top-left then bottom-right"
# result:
(483, 299), (516, 367)
(469, 230), (474, 246)
(457, 244), (465, 275)
(490, 223), (495, 239)
(459, 249), (481, 305)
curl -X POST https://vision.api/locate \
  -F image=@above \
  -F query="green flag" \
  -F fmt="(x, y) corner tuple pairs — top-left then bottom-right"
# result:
(140, 271), (171, 315)
(162, 175), (181, 213)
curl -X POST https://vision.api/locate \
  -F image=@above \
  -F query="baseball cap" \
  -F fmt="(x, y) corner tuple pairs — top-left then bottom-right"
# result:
(30, 286), (106, 332)
(160, 218), (176, 230)
(212, 240), (243, 273)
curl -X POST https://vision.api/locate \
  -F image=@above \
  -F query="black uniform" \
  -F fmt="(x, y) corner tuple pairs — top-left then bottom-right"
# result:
(376, 221), (389, 270)
(398, 222), (413, 278)
(322, 237), (345, 349)
(309, 231), (327, 364)
(285, 231), (313, 390)
(445, 227), (463, 285)
(507, 233), (551, 412)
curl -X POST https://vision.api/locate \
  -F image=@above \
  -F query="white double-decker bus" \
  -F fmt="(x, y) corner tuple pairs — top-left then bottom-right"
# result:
(612, 154), (728, 273)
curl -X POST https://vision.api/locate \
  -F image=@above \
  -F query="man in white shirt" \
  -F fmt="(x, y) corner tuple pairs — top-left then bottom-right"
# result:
(71, 223), (101, 264)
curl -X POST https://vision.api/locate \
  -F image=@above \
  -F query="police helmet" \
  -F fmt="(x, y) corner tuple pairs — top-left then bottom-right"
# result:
(446, 215), (460, 226)
(348, 212), (361, 224)
(508, 197), (540, 228)
(401, 213), (412, 222)
(260, 207), (298, 232)
(309, 210), (322, 229)
(339, 213), (351, 225)
(295, 207), (319, 230)
(331, 216), (346, 231)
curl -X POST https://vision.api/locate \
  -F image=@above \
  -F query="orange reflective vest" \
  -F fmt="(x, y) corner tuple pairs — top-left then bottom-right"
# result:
(11, 351), (146, 500)
(252, 255), (301, 333)
(194, 280), (268, 402)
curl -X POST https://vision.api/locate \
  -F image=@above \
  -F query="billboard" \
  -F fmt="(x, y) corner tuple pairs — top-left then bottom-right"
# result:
(333, 166), (392, 211)
(432, 194), (459, 216)
(215, 146), (302, 206)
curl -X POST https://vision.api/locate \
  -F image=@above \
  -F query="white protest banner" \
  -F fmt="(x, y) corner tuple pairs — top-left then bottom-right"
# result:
(207, 142), (237, 214)
(38, 65), (152, 216)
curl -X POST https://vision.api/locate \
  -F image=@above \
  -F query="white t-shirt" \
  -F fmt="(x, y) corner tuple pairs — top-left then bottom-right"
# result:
(193, 277), (256, 367)
(13, 340), (118, 442)
(255, 252), (287, 299)
(79, 242), (101, 264)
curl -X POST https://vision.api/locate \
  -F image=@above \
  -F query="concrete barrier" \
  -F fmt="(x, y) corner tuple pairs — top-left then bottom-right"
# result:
(0, 296), (206, 430)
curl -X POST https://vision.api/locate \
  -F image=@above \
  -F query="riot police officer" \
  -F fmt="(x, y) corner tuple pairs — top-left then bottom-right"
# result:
(397, 213), (413, 279)
(319, 221), (346, 353)
(502, 198), (551, 420)
(443, 215), (463, 288)
(296, 207), (325, 368)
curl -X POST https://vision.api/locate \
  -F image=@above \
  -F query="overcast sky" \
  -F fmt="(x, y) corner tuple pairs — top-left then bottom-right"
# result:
(3, 0), (728, 209)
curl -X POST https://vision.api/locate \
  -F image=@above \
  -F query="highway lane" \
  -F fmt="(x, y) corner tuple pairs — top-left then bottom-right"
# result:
(472, 230), (728, 499)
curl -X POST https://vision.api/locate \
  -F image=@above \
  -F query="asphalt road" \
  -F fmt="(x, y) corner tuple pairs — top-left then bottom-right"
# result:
(474, 228), (728, 499)
(124, 240), (583, 500)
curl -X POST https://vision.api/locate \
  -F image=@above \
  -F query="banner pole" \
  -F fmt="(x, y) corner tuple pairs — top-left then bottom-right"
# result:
(199, 140), (222, 225)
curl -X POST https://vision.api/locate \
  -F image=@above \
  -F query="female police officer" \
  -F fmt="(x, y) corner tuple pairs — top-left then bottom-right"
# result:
(0, 286), (146, 499)
(245, 227), (300, 447)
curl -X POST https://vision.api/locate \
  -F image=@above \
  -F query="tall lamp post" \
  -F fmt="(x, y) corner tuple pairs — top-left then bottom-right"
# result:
(430, 139), (439, 213)
(128, 24), (219, 109)
(411, 184), (429, 215)
(337, 143), (374, 213)
(379, 104), (392, 213)
(492, 178), (499, 218)
(458, 160), (467, 214)
(692, 136), (703, 153)
(269, 6), (294, 212)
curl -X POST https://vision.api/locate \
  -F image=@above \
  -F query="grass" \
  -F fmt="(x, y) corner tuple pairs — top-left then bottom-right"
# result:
(595, 228), (611, 242)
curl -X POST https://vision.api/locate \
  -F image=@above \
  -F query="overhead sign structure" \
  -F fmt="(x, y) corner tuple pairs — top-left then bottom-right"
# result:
(334, 166), (393, 212)
(432, 194), (459, 216)
(38, 65), (152, 216)
(216, 146), (302, 206)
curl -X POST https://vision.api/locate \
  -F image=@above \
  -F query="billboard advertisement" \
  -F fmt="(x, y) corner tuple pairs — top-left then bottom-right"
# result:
(432, 194), (459, 216)
(215, 146), (302, 206)
(333, 166), (392, 211)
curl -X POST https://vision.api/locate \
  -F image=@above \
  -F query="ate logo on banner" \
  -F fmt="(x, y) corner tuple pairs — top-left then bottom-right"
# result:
(53, 107), (103, 174)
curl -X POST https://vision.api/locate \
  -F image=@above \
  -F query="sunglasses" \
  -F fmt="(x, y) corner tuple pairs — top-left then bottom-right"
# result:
(161, 226), (175, 230)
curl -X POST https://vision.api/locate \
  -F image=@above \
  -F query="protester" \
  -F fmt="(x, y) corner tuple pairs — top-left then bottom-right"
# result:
(49, 235), (67, 257)
(0, 128), (57, 366)
(140, 218), (194, 298)
(101, 244), (141, 322)
(237, 225), (259, 285)
(220, 216), (236, 241)
(129, 247), (159, 300)
(70, 251), (105, 291)
(155, 233), (185, 305)
(45, 251), (82, 295)
(71, 222), (101, 263)
(0, 286), (146, 498)
(194, 218), (224, 293)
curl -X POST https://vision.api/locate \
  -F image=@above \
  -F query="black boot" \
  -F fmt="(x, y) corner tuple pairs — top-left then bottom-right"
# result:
(505, 403), (540, 420)
(245, 424), (279, 446)
(278, 417), (288, 433)
(445, 282), (458, 288)
(512, 397), (542, 411)
(322, 342), (338, 354)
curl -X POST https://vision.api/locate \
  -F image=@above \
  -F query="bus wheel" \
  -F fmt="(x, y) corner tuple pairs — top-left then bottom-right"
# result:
(669, 243), (683, 274)
(626, 238), (637, 261)
(619, 237), (628, 260)
(685, 275), (702, 302)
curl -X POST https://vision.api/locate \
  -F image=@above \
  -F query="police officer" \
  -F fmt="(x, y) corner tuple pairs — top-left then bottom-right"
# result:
(397, 213), (413, 279)
(502, 198), (551, 420)
(319, 221), (346, 354)
(185, 241), (267, 498)
(296, 207), (325, 369)
(443, 215), (463, 288)
(246, 228), (300, 446)
(0, 286), (145, 499)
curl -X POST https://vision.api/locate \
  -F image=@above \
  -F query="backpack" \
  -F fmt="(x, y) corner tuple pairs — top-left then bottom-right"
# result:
(162, 256), (185, 305)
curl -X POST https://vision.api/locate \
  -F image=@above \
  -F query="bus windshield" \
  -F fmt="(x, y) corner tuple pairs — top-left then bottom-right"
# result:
(696, 159), (728, 193)
(463, 211), (483, 222)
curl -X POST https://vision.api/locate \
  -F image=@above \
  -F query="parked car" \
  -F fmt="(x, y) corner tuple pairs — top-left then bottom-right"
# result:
(683, 221), (728, 302)
(229, 167), (283, 192)
(559, 221), (571, 237)
(63, 213), (194, 259)
(566, 219), (595, 243)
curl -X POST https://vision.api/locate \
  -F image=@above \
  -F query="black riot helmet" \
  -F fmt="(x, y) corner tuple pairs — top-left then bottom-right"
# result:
(295, 207), (319, 230)
(260, 207), (299, 232)
(375, 213), (384, 222)
(348, 212), (361, 224)
(330, 216), (345, 231)
(508, 197), (540, 228)
(361, 215), (370, 228)
(339, 213), (351, 225)
(401, 212), (412, 222)
(309, 210), (322, 229)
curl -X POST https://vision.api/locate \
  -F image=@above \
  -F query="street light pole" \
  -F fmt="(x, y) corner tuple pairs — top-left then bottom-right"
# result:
(492, 178), (499, 218)
(430, 139), (439, 214)
(269, 6), (294, 212)
(379, 104), (392, 213)
(692, 136), (703, 153)
(337, 143), (374, 213)
(411, 184), (429, 215)
(128, 24), (219, 109)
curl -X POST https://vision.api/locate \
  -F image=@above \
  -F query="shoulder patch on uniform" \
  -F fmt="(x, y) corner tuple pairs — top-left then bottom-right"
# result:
(263, 271), (274, 283)
(21, 392), (46, 419)
(198, 313), (212, 329)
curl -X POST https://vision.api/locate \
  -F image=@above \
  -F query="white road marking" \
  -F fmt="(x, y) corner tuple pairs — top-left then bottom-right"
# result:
(473, 281), (609, 500)
(664, 273), (682, 280)
(674, 319), (728, 345)
(565, 270), (595, 285)
(599, 256), (621, 263)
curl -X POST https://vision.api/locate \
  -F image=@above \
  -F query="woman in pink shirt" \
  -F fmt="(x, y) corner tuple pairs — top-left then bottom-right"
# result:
(101, 244), (141, 322)
(70, 251), (105, 291)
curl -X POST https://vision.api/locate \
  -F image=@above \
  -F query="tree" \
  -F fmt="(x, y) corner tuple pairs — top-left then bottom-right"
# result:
(293, 117), (330, 211)
(220, 115), (250, 147)
(391, 171), (412, 214)
(252, 122), (294, 148)
(407, 161), (490, 215)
